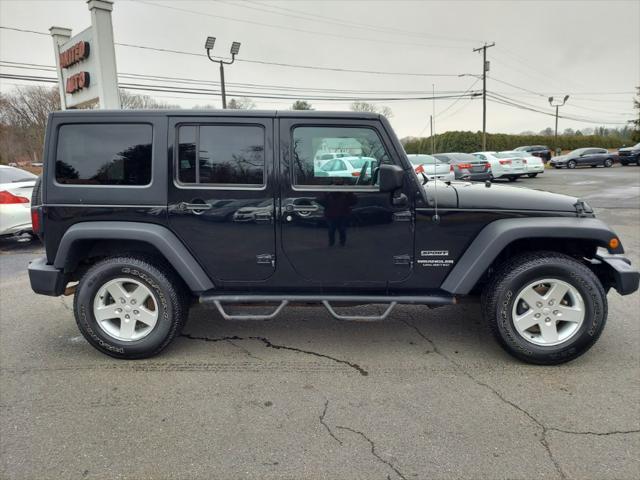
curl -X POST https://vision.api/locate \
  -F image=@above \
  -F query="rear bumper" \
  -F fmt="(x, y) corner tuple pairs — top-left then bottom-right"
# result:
(593, 253), (639, 295)
(464, 172), (492, 181)
(28, 256), (66, 296)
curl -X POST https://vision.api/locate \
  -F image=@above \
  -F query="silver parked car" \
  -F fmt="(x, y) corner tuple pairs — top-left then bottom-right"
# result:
(407, 154), (454, 182)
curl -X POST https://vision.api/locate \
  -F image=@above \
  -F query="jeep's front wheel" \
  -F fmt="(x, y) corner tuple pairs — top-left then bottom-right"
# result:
(482, 252), (607, 365)
(74, 256), (189, 359)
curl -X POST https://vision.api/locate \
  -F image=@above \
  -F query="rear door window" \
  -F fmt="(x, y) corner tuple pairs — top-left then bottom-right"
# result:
(55, 124), (152, 185)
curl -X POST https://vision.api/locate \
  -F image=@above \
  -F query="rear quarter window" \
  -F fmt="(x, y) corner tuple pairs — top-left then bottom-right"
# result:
(55, 123), (152, 186)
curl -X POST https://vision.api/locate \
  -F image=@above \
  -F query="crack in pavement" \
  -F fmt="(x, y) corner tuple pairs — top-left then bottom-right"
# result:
(401, 315), (568, 478)
(335, 425), (408, 480)
(319, 400), (343, 446)
(401, 315), (640, 479)
(225, 339), (263, 361)
(180, 333), (368, 376)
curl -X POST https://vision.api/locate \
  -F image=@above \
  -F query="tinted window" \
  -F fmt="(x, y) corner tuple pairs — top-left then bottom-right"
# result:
(0, 167), (36, 183)
(292, 126), (390, 187)
(177, 125), (264, 185)
(56, 124), (152, 185)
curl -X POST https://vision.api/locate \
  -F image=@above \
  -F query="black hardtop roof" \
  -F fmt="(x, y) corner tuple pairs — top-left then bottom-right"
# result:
(50, 109), (383, 120)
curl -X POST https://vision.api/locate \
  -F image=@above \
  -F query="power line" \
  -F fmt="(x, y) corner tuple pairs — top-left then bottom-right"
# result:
(133, 0), (470, 50)
(0, 25), (469, 78)
(487, 92), (630, 125)
(230, 0), (478, 45)
(0, 72), (481, 102)
(0, 60), (478, 95)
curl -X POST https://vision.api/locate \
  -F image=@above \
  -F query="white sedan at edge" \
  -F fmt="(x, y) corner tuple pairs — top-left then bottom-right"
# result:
(473, 151), (527, 182)
(0, 165), (37, 237)
(501, 150), (545, 178)
(406, 154), (455, 182)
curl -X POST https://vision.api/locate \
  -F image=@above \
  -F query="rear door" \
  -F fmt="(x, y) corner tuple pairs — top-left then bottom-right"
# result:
(279, 118), (414, 287)
(167, 116), (276, 283)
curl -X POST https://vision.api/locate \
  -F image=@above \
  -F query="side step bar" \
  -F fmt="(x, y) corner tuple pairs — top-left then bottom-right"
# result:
(199, 294), (456, 321)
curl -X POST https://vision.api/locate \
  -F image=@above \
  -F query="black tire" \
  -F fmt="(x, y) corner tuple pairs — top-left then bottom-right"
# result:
(567, 160), (577, 169)
(603, 158), (613, 168)
(527, 173), (538, 178)
(590, 165), (597, 168)
(508, 176), (518, 182)
(481, 251), (607, 365)
(554, 165), (561, 169)
(620, 161), (629, 166)
(73, 256), (189, 359)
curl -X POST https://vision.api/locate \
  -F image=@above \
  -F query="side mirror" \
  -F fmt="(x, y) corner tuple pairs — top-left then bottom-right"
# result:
(378, 164), (404, 192)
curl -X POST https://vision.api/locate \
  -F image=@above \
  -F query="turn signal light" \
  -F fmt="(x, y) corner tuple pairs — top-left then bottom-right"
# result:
(609, 238), (620, 250)
(499, 160), (512, 165)
(0, 190), (29, 204)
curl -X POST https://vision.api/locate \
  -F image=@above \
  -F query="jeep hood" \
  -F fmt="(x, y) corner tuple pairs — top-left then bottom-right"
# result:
(452, 181), (580, 212)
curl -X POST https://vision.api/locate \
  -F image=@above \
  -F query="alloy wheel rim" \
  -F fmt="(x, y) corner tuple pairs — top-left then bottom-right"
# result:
(93, 278), (159, 342)
(511, 278), (585, 347)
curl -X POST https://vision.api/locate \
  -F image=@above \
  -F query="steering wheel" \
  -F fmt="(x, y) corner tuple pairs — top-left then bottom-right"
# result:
(355, 162), (369, 185)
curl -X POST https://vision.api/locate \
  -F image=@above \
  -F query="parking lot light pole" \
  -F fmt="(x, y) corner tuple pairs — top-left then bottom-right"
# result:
(204, 37), (241, 109)
(549, 95), (570, 153)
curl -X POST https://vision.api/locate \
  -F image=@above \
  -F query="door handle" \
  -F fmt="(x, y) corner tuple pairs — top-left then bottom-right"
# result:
(286, 204), (319, 213)
(178, 201), (212, 213)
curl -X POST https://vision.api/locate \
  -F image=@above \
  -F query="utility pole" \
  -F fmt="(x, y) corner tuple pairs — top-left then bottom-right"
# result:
(549, 95), (570, 155)
(473, 42), (495, 151)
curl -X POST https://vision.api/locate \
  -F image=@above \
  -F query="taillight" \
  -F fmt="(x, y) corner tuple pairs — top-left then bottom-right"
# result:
(351, 171), (360, 177)
(449, 164), (454, 172)
(0, 190), (29, 204)
(485, 162), (491, 170)
(499, 160), (512, 165)
(458, 163), (472, 169)
(31, 207), (41, 234)
(415, 164), (425, 174)
(523, 159), (528, 164)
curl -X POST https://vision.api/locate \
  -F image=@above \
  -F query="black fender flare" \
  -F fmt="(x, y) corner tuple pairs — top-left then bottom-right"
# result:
(53, 221), (214, 293)
(440, 217), (622, 295)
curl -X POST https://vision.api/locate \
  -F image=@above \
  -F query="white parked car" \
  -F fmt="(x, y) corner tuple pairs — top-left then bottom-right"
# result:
(313, 151), (351, 170)
(473, 151), (527, 182)
(407, 154), (454, 182)
(318, 156), (377, 178)
(502, 151), (544, 177)
(0, 165), (37, 236)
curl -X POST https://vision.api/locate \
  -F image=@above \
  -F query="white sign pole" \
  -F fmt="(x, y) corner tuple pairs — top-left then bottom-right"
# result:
(87, 0), (120, 109)
(49, 27), (72, 110)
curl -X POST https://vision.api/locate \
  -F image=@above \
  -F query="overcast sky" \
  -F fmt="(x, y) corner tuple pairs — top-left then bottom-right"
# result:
(1, 0), (638, 138)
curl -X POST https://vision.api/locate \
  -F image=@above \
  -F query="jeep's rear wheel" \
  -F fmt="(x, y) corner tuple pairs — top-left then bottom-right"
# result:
(74, 256), (189, 359)
(481, 252), (607, 365)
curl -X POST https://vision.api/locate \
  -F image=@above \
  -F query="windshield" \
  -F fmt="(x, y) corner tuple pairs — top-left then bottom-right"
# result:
(408, 155), (441, 165)
(0, 167), (37, 184)
(568, 148), (589, 157)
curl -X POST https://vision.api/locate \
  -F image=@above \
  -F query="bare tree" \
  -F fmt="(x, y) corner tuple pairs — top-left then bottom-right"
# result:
(0, 86), (60, 163)
(350, 101), (393, 118)
(227, 97), (256, 110)
(119, 90), (180, 109)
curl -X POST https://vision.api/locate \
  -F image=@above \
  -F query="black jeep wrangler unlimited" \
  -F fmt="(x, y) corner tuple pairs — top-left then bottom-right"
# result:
(28, 110), (639, 364)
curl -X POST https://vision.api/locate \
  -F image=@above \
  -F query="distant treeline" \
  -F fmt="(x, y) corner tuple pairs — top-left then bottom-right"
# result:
(403, 131), (634, 155)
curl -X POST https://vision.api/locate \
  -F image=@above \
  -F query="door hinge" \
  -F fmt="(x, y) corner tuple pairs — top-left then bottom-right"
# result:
(393, 254), (412, 265)
(256, 253), (275, 267)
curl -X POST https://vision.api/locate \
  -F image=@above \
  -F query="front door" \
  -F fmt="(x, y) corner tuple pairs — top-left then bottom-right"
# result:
(279, 119), (414, 288)
(168, 116), (276, 283)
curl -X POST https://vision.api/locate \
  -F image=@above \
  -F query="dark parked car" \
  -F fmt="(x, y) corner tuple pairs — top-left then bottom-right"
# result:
(515, 145), (552, 162)
(433, 153), (492, 181)
(618, 143), (640, 166)
(28, 110), (638, 365)
(550, 148), (617, 169)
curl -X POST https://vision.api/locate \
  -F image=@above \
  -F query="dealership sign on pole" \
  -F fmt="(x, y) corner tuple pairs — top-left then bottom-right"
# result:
(50, 0), (121, 109)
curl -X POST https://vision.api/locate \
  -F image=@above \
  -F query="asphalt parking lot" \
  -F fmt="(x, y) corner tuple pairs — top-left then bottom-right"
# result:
(1, 165), (639, 480)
